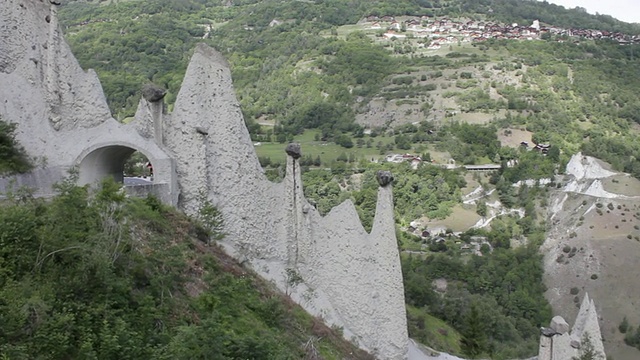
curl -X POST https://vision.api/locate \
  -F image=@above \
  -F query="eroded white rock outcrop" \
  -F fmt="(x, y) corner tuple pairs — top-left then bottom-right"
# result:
(0, 1), (409, 358)
(538, 293), (605, 360)
(165, 43), (409, 358)
(0, 0), (177, 203)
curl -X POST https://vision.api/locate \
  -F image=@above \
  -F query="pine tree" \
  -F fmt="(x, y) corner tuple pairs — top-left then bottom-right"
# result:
(460, 303), (487, 359)
(572, 333), (603, 360)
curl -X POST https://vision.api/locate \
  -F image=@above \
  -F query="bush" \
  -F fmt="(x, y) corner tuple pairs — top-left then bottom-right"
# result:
(620, 317), (630, 333)
(590, 274), (598, 280)
(570, 287), (580, 295)
(0, 119), (33, 174)
(334, 134), (354, 148)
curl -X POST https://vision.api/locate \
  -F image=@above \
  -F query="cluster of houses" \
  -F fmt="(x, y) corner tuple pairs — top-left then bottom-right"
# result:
(367, 15), (640, 47)
(406, 222), (494, 255)
(385, 153), (423, 168)
(384, 153), (505, 171)
(520, 141), (552, 154)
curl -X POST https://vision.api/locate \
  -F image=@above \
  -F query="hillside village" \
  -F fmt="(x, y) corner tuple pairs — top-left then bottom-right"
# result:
(364, 15), (640, 48)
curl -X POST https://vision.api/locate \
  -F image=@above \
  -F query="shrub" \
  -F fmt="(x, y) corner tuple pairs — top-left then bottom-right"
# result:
(335, 134), (354, 148)
(590, 274), (598, 280)
(570, 287), (580, 295)
(0, 119), (33, 174)
(620, 317), (630, 333)
(562, 245), (571, 253)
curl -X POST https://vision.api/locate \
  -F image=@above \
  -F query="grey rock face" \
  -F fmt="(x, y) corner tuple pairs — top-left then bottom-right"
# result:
(377, 170), (394, 187)
(550, 316), (570, 335)
(168, 44), (409, 358)
(1, 2), (409, 354)
(538, 293), (605, 360)
(141, 83), (167, 102)
(285, 143), (302, 159)
(0, 0), (177, 203)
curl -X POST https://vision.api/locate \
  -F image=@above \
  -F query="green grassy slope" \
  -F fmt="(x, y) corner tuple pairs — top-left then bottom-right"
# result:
(0, 178), (372, 359)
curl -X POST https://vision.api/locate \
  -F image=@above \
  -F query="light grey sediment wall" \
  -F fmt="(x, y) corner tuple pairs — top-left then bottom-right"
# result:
(0, 0), (178, 205)
(163, 43), (409, 359)
(538, 293), (605, 360)
(1, 1), (409, 357)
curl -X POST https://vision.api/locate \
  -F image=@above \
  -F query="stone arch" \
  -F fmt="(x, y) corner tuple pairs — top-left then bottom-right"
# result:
(75, 141), (178, 205)
(77, 143), (151, 184)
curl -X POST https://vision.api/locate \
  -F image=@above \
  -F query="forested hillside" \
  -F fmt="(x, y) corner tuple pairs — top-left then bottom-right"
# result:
(58, 0), (640, 176)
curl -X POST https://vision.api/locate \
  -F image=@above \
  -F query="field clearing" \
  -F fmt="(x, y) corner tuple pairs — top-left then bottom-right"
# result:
(451, 111), (494, 124)
(424, 148), (452, 165)
(461, 172), (491, 196)
(254, 130), (397, 164)
(497, 127), (533, 148)
(601, 175), (640, 196)
(418, 205), (481, 232)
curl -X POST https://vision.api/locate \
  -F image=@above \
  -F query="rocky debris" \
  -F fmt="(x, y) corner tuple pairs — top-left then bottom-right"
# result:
(570, 336), (582, 349)
(285, 143), (302, 159)
(141, 83), (167, 102)
(550, 316), (570, 334)
(377, 170), (394, 187)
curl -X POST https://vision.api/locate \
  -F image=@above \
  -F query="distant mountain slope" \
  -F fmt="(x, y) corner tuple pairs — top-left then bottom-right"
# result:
(58, 0), (640, 178)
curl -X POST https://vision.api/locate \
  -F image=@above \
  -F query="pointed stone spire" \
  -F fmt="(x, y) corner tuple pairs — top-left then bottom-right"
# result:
(573, 292), (591, 334)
